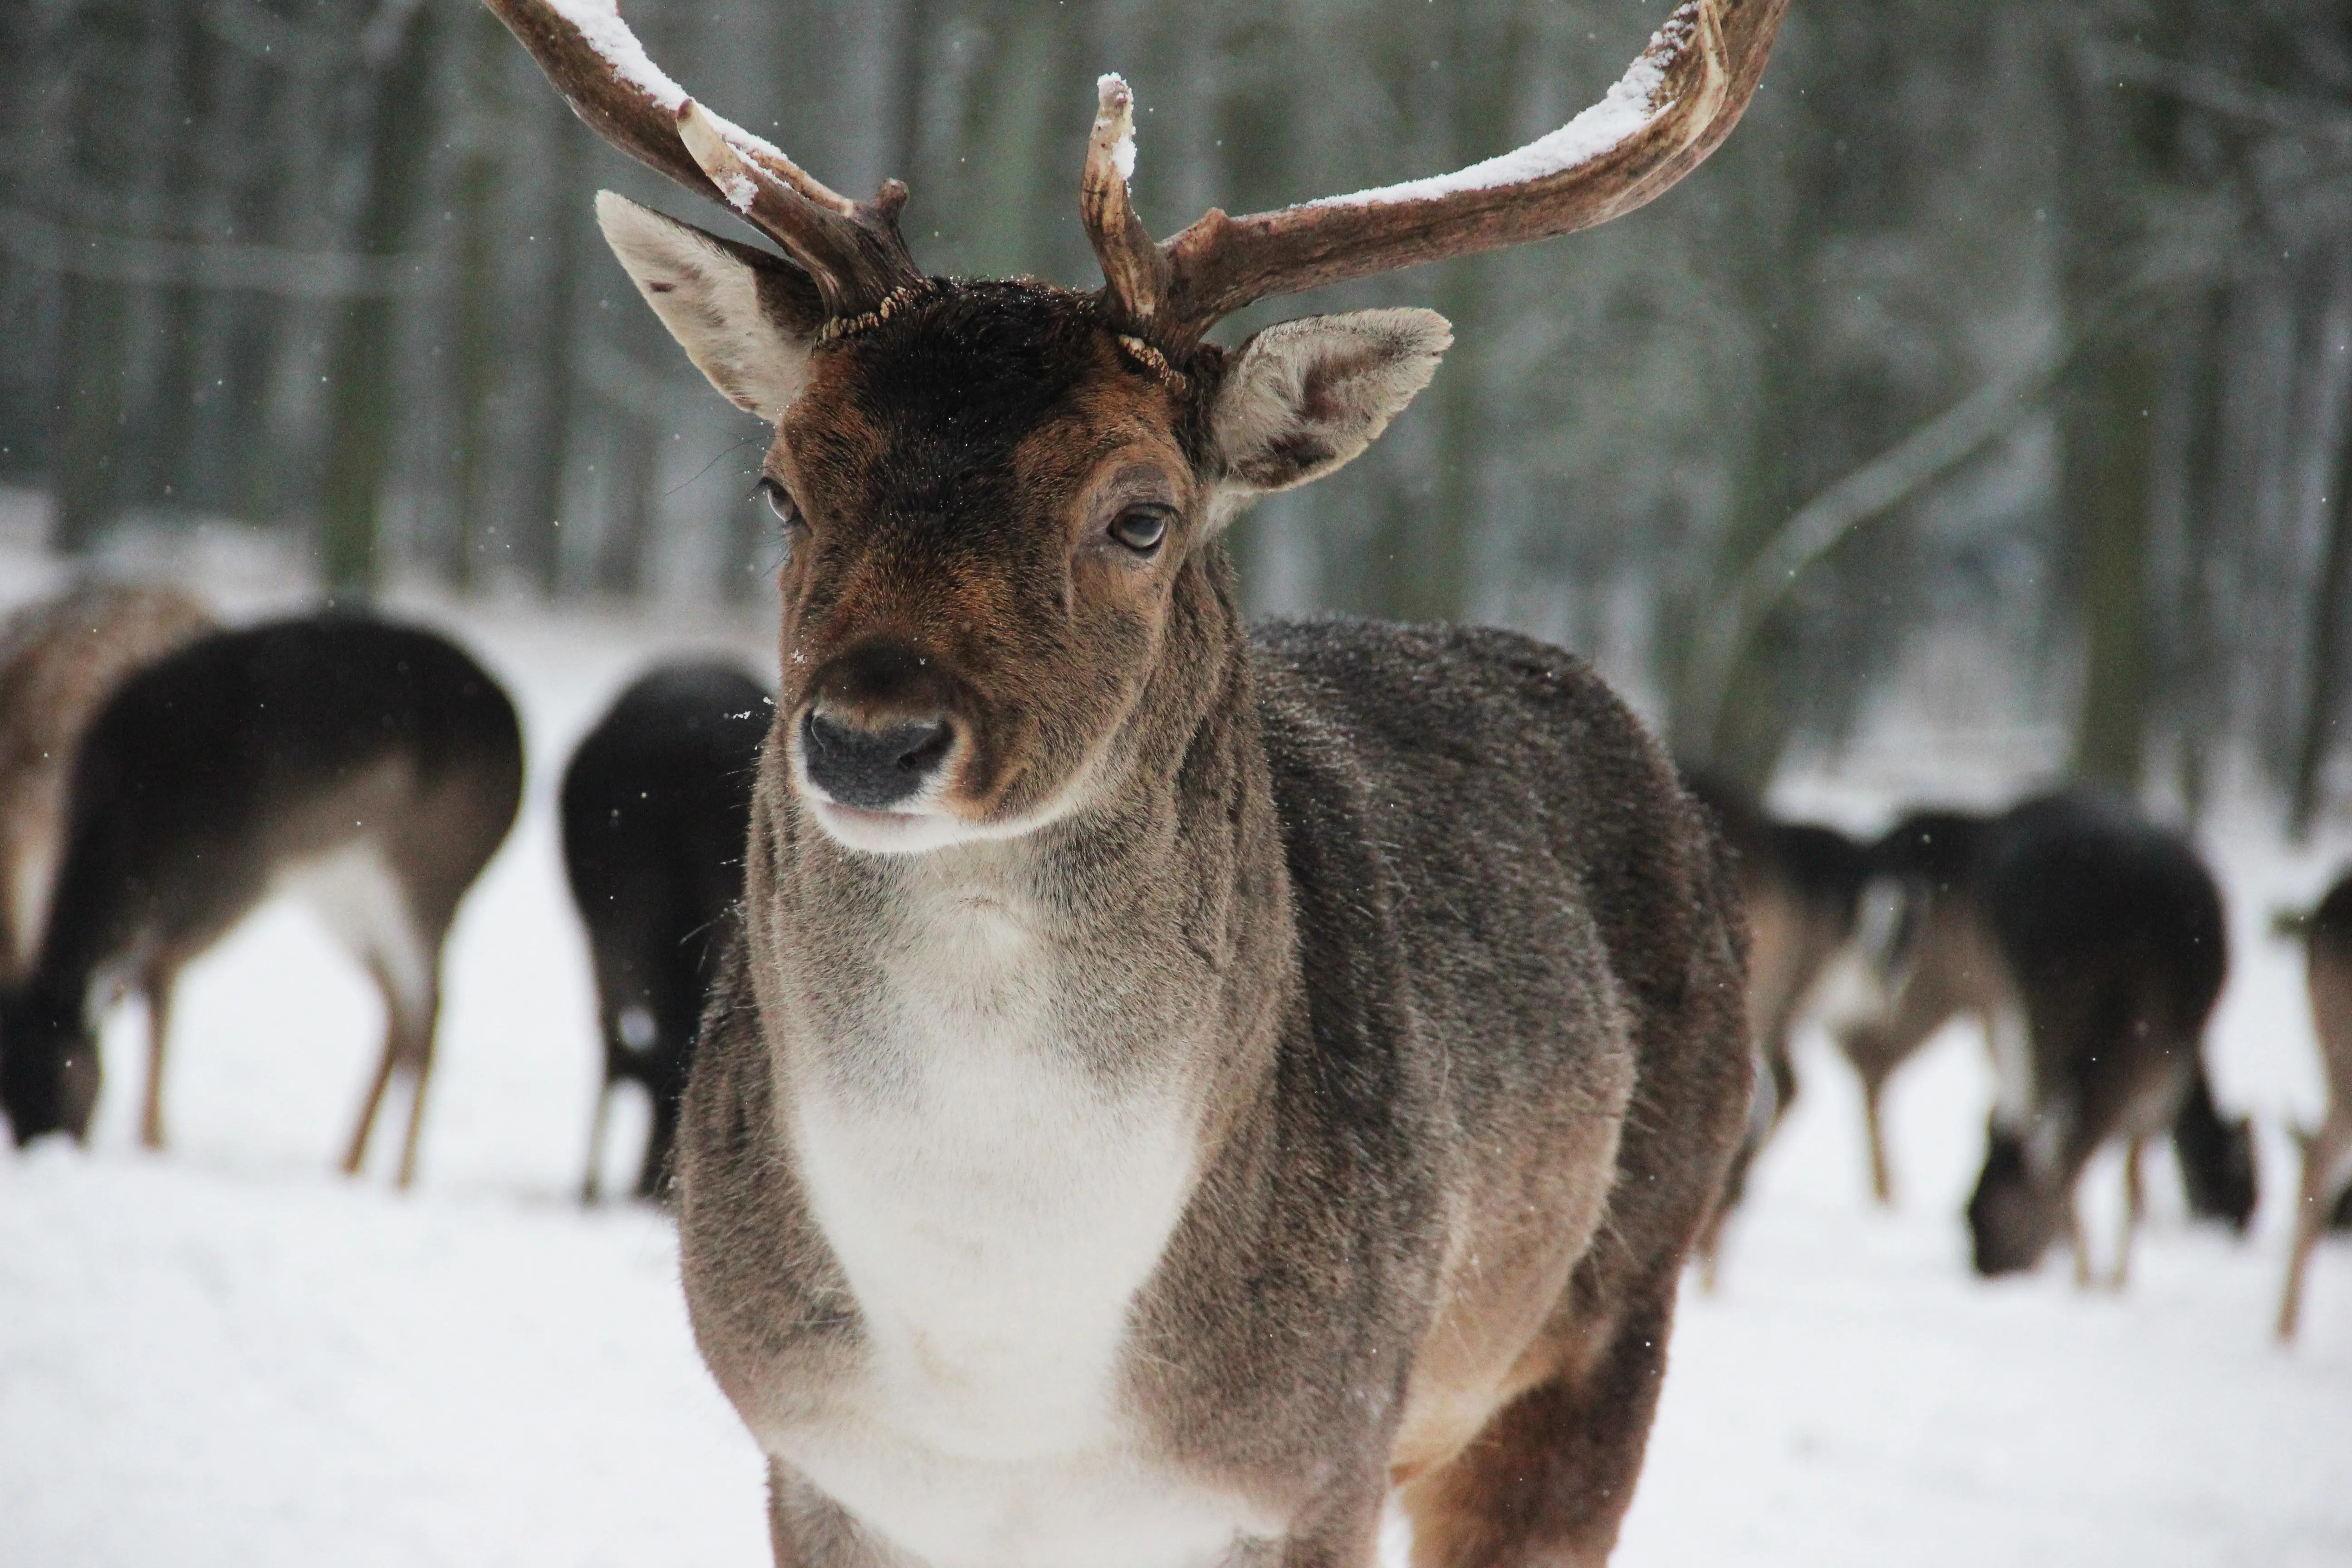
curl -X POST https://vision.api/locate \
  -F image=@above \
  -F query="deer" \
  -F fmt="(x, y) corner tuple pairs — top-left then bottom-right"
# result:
(1681, 767), (1870, 1283)
(563, 660), (770, 1202)
(0, 582), (215, 982)
(1823, 790), (2245, 1285)
(1822, 806), (2005, 1206)
(489, 0), (1782, 1561)
(0, 615), (523, 1188)
(2279, 866), (2352, 1340)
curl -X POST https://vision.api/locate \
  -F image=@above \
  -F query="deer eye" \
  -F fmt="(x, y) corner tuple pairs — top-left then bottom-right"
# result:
(757, 477), (804, 530)
(1108, 505), (1171, 554)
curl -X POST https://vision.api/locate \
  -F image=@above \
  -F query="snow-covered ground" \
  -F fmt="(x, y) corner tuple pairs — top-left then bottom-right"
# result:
(0, 532), (2348, 1565)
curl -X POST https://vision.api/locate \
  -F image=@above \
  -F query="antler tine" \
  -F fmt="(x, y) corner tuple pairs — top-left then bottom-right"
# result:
(1081, 76), (1172, 331)
(1126, 0), (1784, 351)
(481, 0), (921, 315)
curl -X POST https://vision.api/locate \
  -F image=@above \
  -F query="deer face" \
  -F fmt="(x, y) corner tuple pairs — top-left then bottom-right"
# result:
(601, 199), (1448, 853)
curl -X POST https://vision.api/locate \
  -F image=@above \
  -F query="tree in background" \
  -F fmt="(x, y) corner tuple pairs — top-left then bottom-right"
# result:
(3, 0), (2351, 825)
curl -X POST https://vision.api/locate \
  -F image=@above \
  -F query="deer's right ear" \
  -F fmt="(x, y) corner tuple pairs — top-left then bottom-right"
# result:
(594, 191), (827, 422)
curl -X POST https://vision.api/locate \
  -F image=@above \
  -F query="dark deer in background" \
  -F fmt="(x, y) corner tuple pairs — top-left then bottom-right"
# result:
(1825, 799), (2255, 1244)
(1829, 791), (2247, 1283)
(0, 617), (522, 1187)
(1682, 768), (1868, 1281)
(2279, 867), (2352, 1339)
(490, 0), (1782, 1560)
(0, 583), (214, 981)
(563, 661), (768, 1202)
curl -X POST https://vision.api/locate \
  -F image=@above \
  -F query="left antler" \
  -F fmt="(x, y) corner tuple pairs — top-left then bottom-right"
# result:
(1082, 0), (1787, 349)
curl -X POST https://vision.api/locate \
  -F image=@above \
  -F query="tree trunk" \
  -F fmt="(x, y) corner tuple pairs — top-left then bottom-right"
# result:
(2290, 421), (2352, 838)
(317, 2), (436, 598)
(2063, 328), (2166, 791)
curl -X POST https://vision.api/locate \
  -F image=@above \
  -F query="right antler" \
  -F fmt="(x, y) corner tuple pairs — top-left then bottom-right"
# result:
(482, 0), (922, 317)
(1084, 0), (1787, 350)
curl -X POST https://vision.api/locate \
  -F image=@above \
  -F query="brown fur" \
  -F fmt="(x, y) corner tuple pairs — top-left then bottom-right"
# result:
(2281, 871), (2352, 1338)
(0, 583), (214, 980)
(668, 281), (1749, 1565)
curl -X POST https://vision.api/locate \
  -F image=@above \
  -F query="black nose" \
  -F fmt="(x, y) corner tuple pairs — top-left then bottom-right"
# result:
(801, 710), (953, 809)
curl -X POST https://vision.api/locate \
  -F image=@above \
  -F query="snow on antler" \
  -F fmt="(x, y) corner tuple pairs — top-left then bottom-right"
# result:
(1307, 10), (1685, 211)
(539, 0), (796, 185)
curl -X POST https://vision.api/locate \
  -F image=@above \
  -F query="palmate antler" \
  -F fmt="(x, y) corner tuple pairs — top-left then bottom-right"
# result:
(486, 0), (1784, 348)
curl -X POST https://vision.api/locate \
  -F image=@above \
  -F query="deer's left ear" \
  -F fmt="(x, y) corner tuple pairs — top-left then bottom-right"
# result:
(596, 191), (828, 421)
(1210, 308), (1451, 504)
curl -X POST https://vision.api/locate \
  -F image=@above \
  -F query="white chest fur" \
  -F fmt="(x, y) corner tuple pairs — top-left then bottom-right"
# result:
(775, 866), (1268, 1568)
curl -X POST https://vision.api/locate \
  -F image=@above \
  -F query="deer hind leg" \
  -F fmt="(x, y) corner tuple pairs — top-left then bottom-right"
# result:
(2109, 1136), (2147, 1292)
(2279, 1108), (2352, 1340)
(136, 959), (184, 1151)
(302, 841), (439, 1184)
(1401, 1288), (1675, 1568)
(582, 1074), (614, 1205)
(1862, 1073), (1895, 1206)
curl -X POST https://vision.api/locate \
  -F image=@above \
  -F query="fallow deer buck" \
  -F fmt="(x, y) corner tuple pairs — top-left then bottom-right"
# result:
(0, 616), (522, 1187)
(2279, 867), (2352, 1339)
(490, 0), (1780, 1560)
(563, 660), (769, 1201)
(0, 582), (215, 982)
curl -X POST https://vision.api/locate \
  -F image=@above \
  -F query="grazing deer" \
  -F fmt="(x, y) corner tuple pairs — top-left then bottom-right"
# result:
(490, 0), (1781, 1561)
(0, 616), (523, 1187)
(563, 660), (769, 1201)
(1822, 800), (2255, 1245)
(2280, 867), (2352, 1339)
(1825, 807), (2003, 1205)
(1681, 768), (1869, 1281)
(0, 582), (215, 980)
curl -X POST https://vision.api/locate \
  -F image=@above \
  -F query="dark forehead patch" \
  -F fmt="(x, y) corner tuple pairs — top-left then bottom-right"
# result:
(836, 281), (1105, 450)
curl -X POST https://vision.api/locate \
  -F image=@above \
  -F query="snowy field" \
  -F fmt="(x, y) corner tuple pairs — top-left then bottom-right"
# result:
(0, 534), (2349, 1565)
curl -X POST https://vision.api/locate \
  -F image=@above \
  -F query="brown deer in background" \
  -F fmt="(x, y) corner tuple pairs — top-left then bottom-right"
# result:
(1681, 767), (1869, 1283)
(492, 0), (1783, 1560)
(2280, 868), (2352, 1340)
(0, 583), (215, 981)
(0, 617), (523, 1187)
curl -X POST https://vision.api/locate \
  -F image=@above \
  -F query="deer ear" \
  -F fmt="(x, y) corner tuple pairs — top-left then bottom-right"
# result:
(1210, 308), (1451, 500)
(595, 191), (826, 421)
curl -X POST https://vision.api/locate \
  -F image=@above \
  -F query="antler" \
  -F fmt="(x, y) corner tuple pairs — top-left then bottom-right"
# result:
(1083, 0), (1787, 349)
(481, 0), (921, 317)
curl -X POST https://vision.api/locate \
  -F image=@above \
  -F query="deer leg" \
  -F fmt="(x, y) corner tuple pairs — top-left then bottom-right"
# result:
(392, 981), (443, 1191)
(2066, 1197), (2092, 1289)
(343, 1008), (400, 1178)
(1863, 1074), (1895, 1206)
(582, 1074), (613, 1205)
(1400, 1285), (1674, 1568)
(2111, 1137), (2146, 1292)
(2279, 1110), (2352, 1340)
(137, 962), (181, 1152)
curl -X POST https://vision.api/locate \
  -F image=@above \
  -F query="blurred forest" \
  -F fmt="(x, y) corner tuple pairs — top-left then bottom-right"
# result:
(2, 0), (2350, 812)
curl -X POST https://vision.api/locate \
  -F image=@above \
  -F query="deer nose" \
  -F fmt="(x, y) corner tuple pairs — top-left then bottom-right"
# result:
(800, 709), (954, 810)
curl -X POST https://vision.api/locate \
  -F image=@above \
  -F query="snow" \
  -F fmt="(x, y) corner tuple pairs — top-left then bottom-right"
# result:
(1305, 7), (1684, 212)
(1098, 74), (1138, 184)
(539, 0), (804, 197)
(0, 540), (2349, 1563)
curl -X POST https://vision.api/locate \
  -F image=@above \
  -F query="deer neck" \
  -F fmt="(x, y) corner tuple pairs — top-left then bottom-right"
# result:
(742, 548), (1293, 1461)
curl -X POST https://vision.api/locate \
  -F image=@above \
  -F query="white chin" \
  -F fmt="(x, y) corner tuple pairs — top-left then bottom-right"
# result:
(805, 798), (997, 855)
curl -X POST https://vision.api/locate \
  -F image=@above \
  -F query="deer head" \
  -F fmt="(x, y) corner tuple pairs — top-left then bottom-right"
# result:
(487, 0), (1784, 854)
